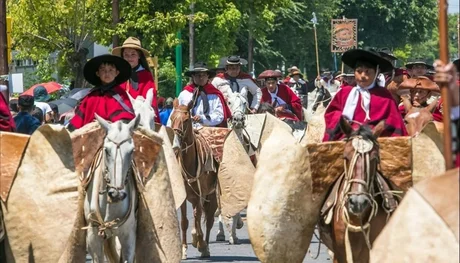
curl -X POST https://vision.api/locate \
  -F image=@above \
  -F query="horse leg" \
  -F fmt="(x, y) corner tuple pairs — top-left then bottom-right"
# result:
(86, 228), (105, 263)
(194, 203), (207, 254)
(216, 214), (226, 241)
(202, 192), (217, 258)
(226, 215), (239, 245)
(180, 201), (188, 260)
(118, 215), (137, 263)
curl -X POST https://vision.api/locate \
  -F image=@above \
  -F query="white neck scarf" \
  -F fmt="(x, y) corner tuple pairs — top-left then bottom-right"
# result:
(342, 82), (376, 122)
(269, 86), (288, 106)
(342, 66), (380, 122)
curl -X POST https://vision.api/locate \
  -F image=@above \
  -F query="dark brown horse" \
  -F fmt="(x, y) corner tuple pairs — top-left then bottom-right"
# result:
(320, 117), (399, 263)
(169, 99), (218, 259)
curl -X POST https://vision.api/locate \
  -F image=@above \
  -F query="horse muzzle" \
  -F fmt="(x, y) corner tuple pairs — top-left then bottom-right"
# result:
(108, 188), (127, 203)
(172, 133), (182, 152)
(347, 194), (370, 215)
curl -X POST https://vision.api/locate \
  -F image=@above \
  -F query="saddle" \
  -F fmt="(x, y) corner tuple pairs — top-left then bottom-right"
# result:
(194, 127), (231, 173)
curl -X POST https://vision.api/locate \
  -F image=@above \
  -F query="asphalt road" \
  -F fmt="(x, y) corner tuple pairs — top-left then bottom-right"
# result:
(180, 205), (331, 263)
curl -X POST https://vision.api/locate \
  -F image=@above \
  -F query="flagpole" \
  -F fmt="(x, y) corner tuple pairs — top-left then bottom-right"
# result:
(437, 0), (453, 169)
(312, 13), (320, 76)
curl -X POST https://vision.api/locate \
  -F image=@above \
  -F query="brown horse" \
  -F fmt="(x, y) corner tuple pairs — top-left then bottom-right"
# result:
(169, 99), (219, 259)
(320, 117), (399, 263)
(401, 96), (443, 136)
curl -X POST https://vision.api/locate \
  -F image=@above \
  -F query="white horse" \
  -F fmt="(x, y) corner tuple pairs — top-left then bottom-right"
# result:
(215, 89), (251, 245)
(84, 114), (140, 263)
(127, 88), (156, 130)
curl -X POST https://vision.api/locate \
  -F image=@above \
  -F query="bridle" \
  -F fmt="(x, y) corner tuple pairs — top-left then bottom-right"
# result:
(340, 135), (380, 262)
(170, 108), (195, 153)
(101, 136), (132, 195)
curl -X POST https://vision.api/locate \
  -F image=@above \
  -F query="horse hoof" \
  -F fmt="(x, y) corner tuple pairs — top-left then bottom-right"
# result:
(200, 247), (210, 258)
(229, 236), (239, 245)
(197, 241), (208, 253)
(236, 218), (244, 229)
(216, 233), (226, 242)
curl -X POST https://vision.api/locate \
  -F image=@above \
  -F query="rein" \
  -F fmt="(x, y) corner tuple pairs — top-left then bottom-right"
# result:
(103, 136), (132, 193)
(340, 136), (379, 263)
(82, 143), (135, 239)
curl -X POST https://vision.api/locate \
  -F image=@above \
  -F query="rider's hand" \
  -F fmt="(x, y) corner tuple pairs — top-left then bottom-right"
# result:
(249, 108), (257, 114)
(275, 106), (285, 113)
(316, 75), (321, 80)
(192, 115), (202, 123)
(434, 59), (459, 107)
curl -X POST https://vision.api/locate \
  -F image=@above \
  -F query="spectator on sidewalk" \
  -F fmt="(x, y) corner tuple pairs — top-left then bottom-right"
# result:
(14, 95), (41, 135)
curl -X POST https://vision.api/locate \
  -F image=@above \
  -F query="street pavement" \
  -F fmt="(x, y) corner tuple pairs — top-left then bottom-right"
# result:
(181, 206), (331, 263)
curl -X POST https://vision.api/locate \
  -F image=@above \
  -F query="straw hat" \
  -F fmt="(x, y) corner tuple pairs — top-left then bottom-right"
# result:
(398, 76), (440, 93)
(112, 37), (150, 57)
(289, 70), (304, 78)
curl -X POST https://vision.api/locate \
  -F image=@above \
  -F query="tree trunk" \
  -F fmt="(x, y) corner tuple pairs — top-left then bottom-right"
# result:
(189, 2), (195, 69)
(112, 0), (120, 47)
(0, 0), (8, 101)
(247, 0), (254, 74)
(68, 48), (89, 88)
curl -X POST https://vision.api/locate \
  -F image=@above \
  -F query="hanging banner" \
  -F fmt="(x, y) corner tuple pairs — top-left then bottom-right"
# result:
(331, 19), (358, 53)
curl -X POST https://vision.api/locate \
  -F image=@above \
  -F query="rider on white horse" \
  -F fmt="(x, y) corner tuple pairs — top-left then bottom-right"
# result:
(211, 55), (261, 113)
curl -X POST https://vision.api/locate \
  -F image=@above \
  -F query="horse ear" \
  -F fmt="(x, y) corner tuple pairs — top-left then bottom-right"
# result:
(129, 114), (141, 132)
(401, 95), (412, 112)
(373, 119), (386, 138)
(145, 89), (154, 107)
(173, 98), (179, 109)
(95, 114), (110, 131)
(339, 116), (353, 137)
(427, 98), (438, 113)
(127, 92), (136, 108)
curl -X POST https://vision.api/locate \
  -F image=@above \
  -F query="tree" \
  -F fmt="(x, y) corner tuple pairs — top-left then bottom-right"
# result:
(338, 0), (438, 49)
(8, 0), (100, 88)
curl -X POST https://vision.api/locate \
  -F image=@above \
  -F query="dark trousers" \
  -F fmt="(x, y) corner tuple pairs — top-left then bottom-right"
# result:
(312, 88), (331, 112)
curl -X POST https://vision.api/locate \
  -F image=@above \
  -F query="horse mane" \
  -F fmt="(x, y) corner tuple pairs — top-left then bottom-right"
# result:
(258, 102), (275, 115)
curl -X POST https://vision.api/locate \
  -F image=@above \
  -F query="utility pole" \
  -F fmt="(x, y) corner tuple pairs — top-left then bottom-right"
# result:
(175, 31), (182, 97)
(0, 0), (8, 101)
(189, 1), (195, 70)
(247, 0), (254, 74)
(112, 0), (120, 47)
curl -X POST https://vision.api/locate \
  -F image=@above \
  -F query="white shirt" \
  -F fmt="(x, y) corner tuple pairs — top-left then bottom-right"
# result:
(168, 89), (224, 128)
(34, 101), (52, 114)
(315, 78), (340, 93)
(212, 76), (261, 110)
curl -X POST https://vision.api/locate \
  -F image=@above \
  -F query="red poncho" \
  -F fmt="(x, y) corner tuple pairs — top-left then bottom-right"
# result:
(183, 83), (232, 127)
(69, 86), (135, 130)
(261, 83), (302, 121)
(0, 93), (15, 132)
(323, 86), (408, 141)
(119, 69), (160, 123)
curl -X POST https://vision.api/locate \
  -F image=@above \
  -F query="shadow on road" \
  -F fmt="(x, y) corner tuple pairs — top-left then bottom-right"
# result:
(183, 256), (259, 262)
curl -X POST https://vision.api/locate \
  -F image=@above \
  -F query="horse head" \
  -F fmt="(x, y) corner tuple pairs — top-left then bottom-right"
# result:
(170, 98), (194, 152)
(227, 91), (248, 129)
(402, 96), (437, 137)
(127, 89), (156, 130)
(340, 117), (385, 218)
(95, 113), (140, 203)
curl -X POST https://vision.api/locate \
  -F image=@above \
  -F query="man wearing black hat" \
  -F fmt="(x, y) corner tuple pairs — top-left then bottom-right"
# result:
(405, 58), (433, 79)
(173, 62), (231, 128)
(68, 54), (135, 131)
(211, 55), (261, 113)
(323, 48), (408, 141)
(14, 95), (41, 134)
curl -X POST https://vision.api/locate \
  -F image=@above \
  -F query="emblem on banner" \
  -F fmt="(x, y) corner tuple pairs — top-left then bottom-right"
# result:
(331, 19), (358, 53)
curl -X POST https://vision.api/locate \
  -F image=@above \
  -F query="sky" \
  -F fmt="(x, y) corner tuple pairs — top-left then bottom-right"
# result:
(448, 0), (459, 13)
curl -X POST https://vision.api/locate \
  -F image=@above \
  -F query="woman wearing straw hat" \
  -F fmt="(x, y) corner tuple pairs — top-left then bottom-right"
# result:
(112, 37), (160, 123)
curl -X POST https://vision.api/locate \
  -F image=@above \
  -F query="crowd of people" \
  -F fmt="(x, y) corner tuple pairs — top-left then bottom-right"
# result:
(0, 37), (458, 166)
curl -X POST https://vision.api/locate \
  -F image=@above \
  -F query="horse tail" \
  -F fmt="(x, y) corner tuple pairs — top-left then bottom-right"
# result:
(103, 237), (120, 263)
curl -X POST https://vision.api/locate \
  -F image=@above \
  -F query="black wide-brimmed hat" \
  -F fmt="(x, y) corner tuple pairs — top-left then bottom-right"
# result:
(184, 62), (216, 78)
(453, 58), (459, 73)
(378, 47), (397, 61)
(225, 55), (248, 66)
(405, 58), (433, 70)
(342, 48), (394, 73)
(83, 54), (131, 86)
